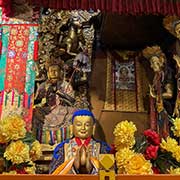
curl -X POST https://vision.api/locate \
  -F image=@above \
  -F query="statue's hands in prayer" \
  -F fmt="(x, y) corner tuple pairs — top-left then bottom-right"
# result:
(73, 147), (80, 170)
(85, 145), (93, 174)
(74, 145), (92, 174)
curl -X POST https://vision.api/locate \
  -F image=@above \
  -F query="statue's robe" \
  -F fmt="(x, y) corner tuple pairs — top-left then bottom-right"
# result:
(49, 137), (111, 174)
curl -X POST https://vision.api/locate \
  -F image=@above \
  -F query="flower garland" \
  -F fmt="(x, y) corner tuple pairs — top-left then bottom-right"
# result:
(113, 119), (180, 174)
(0, 114), (42, 174)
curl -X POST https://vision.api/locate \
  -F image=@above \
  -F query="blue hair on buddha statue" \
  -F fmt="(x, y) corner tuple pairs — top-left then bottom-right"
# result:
(72, 109), (96, 123)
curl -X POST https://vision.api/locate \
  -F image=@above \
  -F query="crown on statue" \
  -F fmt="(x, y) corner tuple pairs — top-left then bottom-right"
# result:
(142, 45), (165, 63)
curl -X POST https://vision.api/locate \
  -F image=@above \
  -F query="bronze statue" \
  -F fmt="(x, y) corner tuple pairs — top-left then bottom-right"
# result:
(143, 46), (173, 138)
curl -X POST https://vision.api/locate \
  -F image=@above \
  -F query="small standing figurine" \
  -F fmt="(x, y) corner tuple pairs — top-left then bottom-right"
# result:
(49, 109), (111, 174)
(142, 46), (173, 138)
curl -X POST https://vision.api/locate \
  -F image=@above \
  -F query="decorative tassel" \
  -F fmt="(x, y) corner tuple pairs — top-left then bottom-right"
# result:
(0, 91), (4, 105)
(33, 41), (38, 61)
(18, 95), (21, 107)
(28, 95), (31, 108)
(50, 130), (54, 145)
(56, 130), (61, 143)
(23, 93), (26, 108)
(0, 40), (2, 55)
(64, 127), (66, 141)
(66, 126), (69, 139)
(61, 128), (64, 142)
(45, 130), (50, 144)
(5, 92), (8, 106)
(11, 89), (14, 106)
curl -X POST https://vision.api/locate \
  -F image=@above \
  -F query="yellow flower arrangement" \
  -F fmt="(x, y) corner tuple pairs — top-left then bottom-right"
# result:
(113, 120), (137, 150)
(172, 146), (180, 162)
(160, 137), (180, 163)
(160, 137), (178, 152)
(169, 167), (180, 174)
(171, 118), (180, 137)
(2, 171), (17, 174)
(125, 153), (153, 174)
(115, 148), (135, 173)
(0, 115), (26, 142)
(30, 140), (42, 161)
(24, 161), (36, 174)
(4, 140), (30, 164)
(0, 114), (42, 174)
(0, 133), (8, 144)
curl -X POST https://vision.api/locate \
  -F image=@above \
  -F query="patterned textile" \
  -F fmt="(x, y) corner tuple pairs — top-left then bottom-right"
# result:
(104, 51), (148, 112)
(0, 8), (38, 130)
(33, 105), (76, 145)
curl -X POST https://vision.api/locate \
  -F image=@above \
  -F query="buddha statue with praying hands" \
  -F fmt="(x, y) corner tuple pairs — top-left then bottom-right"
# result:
(49, 109), (111, 174)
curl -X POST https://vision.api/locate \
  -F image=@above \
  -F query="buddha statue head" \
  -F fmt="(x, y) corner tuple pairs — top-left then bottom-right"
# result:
(46, 58), (64, 84)
(71, 110), (96, 140)
(142, 46), (165, 72)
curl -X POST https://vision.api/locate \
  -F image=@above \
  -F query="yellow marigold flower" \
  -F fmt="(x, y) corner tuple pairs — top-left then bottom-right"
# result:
(0, 115), (26, 141)
(25, 161), (36, 174)
(2, 171), (17, 174)
(4, 140), (30, 164)
(30, 140), (42, 161)
(113, 120), (137, 150)
(114, 137), (136, 151)
(169, 167), (180, 174)
(115, 148), (135, 173)
(171, 118), (180, 137)
(125, 153), (153, 174)
(172, 146), (180, 162)
(0, 132), (8, 144)
(160, 137), (178, 152)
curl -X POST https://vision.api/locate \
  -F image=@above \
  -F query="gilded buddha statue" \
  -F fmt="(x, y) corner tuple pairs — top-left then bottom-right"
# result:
(49, 109), (111, 174)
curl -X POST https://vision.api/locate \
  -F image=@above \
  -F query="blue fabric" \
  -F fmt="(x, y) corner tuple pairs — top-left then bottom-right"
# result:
(96, 139), (111, 153)
(53, 139), (70, 159)
(72, 109), (96, 123)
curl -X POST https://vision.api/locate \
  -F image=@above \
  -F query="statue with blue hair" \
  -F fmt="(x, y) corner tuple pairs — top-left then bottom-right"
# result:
(49, 109), (111, 174)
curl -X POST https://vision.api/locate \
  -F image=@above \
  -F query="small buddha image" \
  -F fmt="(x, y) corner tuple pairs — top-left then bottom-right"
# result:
(115, 62), (135, 90)
(49, 109), (111, 174)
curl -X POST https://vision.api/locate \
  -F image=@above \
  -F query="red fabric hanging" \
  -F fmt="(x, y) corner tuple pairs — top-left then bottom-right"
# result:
(1, 0), (180, 16)
(33, 41), (39, 61)
(25, 0), (180, 16)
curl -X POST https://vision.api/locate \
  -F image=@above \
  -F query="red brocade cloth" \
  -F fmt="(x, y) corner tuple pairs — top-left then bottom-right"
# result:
(26, 0), (180, 16)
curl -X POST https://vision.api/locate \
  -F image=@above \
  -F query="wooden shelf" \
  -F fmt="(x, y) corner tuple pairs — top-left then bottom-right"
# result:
(0, 175), (180, 180)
